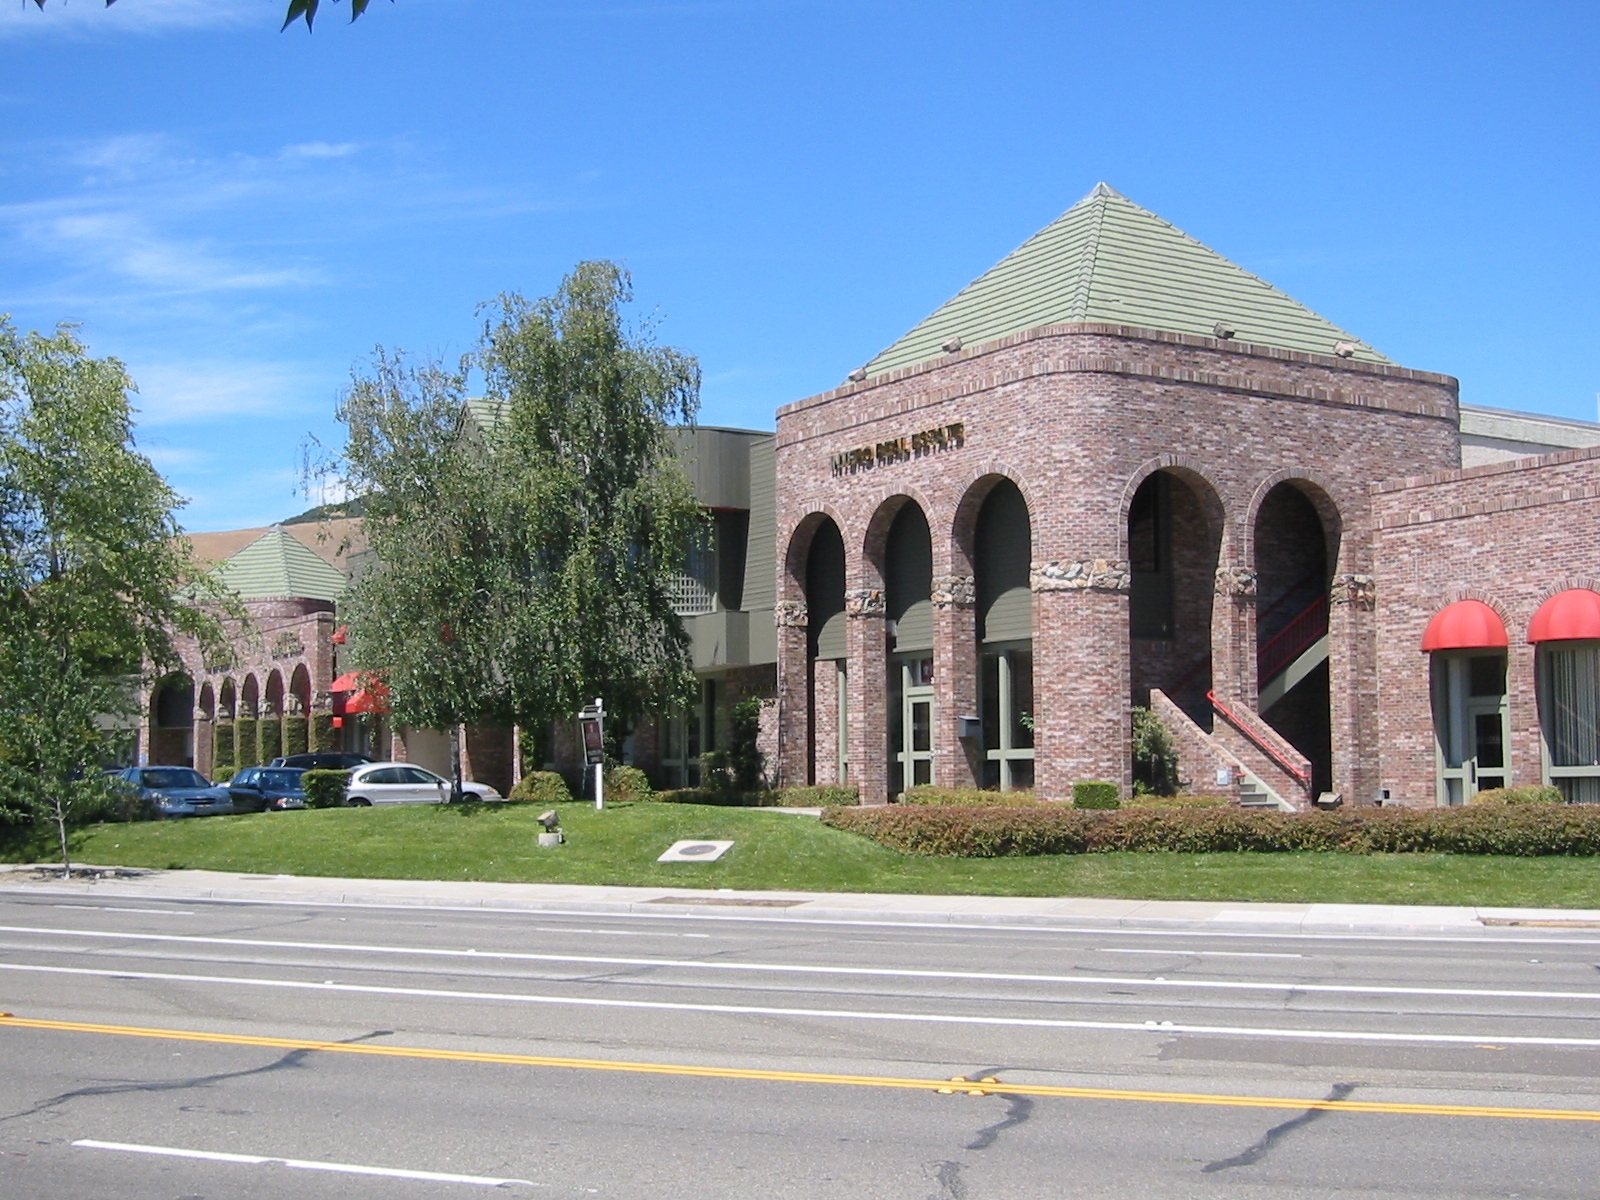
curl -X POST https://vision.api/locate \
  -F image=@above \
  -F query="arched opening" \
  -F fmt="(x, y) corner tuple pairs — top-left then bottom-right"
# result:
(264, 669), (285, 717)
(1530, 589), (1600, 804)
(1128, 469), (1223, 726)
(149, 674), (195, 767)
(1254, 482), (1337, 795)
(974, 479), (1033, 790)
(805, 519), (847, 785)
(288, 664), (312, 716)
(240, 674), (260, 719)
(198, 683), (216, 722)
(218, 678), (236, 721)
(883, 501), (933, 794)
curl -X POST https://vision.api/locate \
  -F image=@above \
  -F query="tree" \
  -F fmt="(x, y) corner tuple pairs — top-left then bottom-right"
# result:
(0, 320), (228, 876)
(30, 0), (389, 32)
(325, 262), (703, 795)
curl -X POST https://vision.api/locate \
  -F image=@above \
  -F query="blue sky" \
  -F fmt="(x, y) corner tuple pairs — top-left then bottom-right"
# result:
(4, 0), (1598, 531)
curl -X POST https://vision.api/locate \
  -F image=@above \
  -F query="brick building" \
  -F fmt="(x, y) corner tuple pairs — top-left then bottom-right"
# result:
(145, 184), (1600, 809)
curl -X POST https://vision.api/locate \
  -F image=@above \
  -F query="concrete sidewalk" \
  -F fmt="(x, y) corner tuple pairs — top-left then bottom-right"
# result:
(3, 862), (1599, 934)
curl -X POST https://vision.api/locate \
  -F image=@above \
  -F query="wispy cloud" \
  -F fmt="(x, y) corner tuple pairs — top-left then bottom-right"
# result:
(131, 358), (327, 425)
(0, 0), (261, 39)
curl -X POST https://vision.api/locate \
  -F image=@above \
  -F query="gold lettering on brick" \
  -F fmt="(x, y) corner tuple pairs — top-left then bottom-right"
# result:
(832, 422), (966, 475)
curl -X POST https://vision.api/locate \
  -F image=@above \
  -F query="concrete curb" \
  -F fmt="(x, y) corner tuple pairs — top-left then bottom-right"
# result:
(4, 863), (1600, 935)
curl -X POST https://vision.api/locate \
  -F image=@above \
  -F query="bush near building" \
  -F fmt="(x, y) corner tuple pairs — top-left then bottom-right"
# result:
(301, 769), (350, 809)
(1468, 785), (1564, 806)
(212, 720), (234, 777)
(775, 785), (859, 807)
(899, 786), (1044, 807)
(508, 771), (572, 804)
(1072, 781), (1121, 809)
(310, 712), (337, 753)
(822, 803), (1600, 858)
(257, 716), (282, 765)
(283, 715), (308, 757)
(234, 716), (258, 769)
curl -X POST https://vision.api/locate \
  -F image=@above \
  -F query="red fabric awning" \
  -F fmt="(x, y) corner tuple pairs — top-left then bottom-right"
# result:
(343, 683), (390, 715)
(1421, 600), (1507, 652)
(1529, 588), (1600, 643)
(329, 671), (362, 693)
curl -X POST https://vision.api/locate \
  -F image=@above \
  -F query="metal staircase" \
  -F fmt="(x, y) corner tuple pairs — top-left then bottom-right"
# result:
(1257, 591), (1329, 711)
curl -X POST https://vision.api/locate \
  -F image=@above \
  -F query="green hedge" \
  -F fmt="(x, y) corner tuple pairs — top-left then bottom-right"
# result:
(777, 785), (859, 807)
(1072, 781), (1121, 809)
(654, 788), (790, 807)
(1122, 794), (1233, 809)
(301, 769), (350, 809)
(234, 717), (259, 769)
(509, 771), (572, 804)
(899, 786), (1044, 807)
(212, 720), (234, 777)
(282, 715), (308, 757)
(257, 716), (282, 764)
(821, 804), (1600, 857)
(311, 712), (336, 753)
(604, 766), (653, 803)
(1468, 785), (1564, 806)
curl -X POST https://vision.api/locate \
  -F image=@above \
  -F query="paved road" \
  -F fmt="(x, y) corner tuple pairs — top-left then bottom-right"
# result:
(1, 888), (1598, 1198)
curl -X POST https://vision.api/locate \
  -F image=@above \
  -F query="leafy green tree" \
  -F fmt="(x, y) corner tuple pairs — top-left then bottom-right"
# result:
(0, 320), (228, 875)
(325, 262), (703, 797)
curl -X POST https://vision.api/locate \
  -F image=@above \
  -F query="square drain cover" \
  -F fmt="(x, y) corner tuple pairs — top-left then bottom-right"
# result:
(658, 840), (734, 862)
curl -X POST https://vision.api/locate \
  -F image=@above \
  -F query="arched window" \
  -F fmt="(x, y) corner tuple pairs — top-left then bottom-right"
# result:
(884, 502), (933, 794)
(1531, 589), (1600, 804)
(975, 480), (1033, 791)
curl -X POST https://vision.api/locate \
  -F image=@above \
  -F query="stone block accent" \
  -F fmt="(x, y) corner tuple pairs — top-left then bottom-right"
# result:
(1032, 559), (1131, 593)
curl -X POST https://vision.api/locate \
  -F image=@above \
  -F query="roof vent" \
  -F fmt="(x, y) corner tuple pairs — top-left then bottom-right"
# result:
(847, 367), (868, 383)
(941, 336), (963, 354)
(1212, 322), (1236, 340)
(1333, 341), (1357, 358)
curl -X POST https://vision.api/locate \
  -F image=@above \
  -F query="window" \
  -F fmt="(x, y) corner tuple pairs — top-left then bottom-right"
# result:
(1129, 476), (1173, 638)
(1540, 642), (1600, 803)
(1431, 652), (1510, 805)
(981, 648), (1035, 791)
(669, 531), (717, 616)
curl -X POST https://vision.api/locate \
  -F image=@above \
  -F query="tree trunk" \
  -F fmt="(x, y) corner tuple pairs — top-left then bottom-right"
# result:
(53, 797), (70, 880)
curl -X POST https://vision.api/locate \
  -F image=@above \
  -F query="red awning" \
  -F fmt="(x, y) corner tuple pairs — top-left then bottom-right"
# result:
(1421, 600), (1507, 652)
(343, 683), (390, 715)
(1529, 588), (1600, 643)
(329, 671), (362, 693)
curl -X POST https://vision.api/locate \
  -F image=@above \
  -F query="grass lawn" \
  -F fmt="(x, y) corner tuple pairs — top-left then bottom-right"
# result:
(3, 800), (1599, 908)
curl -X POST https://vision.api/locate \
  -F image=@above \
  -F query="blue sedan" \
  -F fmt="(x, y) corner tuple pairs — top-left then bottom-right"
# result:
(114, 767), (233, 819)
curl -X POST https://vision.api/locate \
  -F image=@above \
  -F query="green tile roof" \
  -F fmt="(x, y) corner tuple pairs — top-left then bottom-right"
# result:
(216, 526), (348, 602)
(863, 183), (1388, 377)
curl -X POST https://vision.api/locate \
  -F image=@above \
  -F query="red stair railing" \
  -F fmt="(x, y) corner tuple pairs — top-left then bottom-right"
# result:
(1257, 593), (1328, 685)
(1207, 689), (1312, 791)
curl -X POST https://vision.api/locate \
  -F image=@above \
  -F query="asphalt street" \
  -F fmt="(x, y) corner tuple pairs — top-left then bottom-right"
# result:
(1, 888), (1598, 1198)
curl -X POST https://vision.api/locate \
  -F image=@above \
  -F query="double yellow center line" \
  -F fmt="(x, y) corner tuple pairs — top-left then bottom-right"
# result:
(4, 1015), (1597, 1123)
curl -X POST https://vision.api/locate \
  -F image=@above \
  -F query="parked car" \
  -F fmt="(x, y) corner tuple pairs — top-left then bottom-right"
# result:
(114, 767), (233, 819)
(227, 766), (308, 813)
(342, 762), (501, 806)
(270, 752), (376, 770)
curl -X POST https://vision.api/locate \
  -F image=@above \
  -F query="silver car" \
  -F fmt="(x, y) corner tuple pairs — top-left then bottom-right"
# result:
(342, 762), (500, 806)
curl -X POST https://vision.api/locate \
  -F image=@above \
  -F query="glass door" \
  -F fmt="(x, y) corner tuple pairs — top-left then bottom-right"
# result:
(889, 656), (934, 796)
(1433, 653), (1510, 804)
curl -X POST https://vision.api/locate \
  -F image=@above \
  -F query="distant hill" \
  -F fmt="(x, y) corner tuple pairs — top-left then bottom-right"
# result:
(281, 497), (367, 525)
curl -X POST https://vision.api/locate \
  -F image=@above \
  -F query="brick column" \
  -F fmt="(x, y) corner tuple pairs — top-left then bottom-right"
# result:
(1032, 559), (1131, 798)
(932, 573), (980, 788)
(1211, 566), (1258, 710)
(845, 587), (889, 804)
(194, 717), (214, 778)
(773, 601), (809, 789)
(1330, 573), (1375, 804)
(811, 658), (840, 786)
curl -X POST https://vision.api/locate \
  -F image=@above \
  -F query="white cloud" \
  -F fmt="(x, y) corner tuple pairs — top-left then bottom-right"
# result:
(0, 0), (262, 39)
(131, 359), (325, 426)
(281, 141), (359, 161)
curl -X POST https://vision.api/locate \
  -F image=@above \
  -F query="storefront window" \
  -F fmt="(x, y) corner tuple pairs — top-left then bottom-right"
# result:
(1540, 642), (1600, 803)
(981, 646), (1035, 791)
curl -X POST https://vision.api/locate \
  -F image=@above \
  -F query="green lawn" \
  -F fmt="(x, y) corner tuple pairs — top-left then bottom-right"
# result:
(4, 801), (1599, 908)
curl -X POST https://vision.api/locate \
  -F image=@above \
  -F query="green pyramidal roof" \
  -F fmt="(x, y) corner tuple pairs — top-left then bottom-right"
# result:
(216, 526), (347, 602)
(862, 183), (1388, 377)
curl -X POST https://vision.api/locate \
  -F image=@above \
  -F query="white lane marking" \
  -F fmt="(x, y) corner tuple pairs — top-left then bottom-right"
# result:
(52, 905), (193, 916)
(72, 1139), (537, 1187)
(1, 924), (1592, 1004)
(11, 961), (1600, 1048)
(13, 888), (1600, 947)
(1098, 948), (1305, 959)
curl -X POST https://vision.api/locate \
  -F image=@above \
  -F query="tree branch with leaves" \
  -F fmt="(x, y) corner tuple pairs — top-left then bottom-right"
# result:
(31, 0), (390, 32)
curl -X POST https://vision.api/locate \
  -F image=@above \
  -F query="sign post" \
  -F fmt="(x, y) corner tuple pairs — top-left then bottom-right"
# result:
(578, 699), (606, 810)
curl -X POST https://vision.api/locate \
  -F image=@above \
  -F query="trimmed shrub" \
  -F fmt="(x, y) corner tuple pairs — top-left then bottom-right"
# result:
(899, 786), (1045, 807)
(699, 749), (734, 792)
(211, 766), (236, 784)
(777, 784), (860, 807)
(821, 803), (1600, 858)
(654, 788), (790, 807)
(1469, 785), (1564, 806)
(728, 697), (766, 791)
(301, 769), (350, 809)
(234, 716), (259, 769)
(1123, 793), (1233, 809)
(212, 720), (234, 777)
(604, 766), (653, 804)
(509, 771), (572, 804)
(282, 715), (309, 757)
(257, 716), (282, 764)
(311, 711), (336, 752)
(1073, 780), (1121, 809)
(1132, 706), (1180, 796)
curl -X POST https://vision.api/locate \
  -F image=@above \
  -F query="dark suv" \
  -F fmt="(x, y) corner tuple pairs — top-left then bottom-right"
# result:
(227, 766), (308, 812)
(269, 752), (375, 771)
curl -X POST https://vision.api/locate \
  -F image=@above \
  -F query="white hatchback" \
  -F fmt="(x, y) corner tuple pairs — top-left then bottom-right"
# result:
(343, 763), (501, 806)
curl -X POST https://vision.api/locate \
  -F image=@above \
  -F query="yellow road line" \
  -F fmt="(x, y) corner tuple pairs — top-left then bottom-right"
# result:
(4, 1014), (1597, 1123)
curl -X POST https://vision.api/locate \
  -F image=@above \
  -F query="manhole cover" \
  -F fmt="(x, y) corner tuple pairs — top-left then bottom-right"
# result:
(658, 840), (734, 863)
